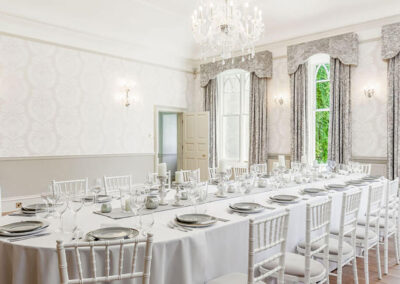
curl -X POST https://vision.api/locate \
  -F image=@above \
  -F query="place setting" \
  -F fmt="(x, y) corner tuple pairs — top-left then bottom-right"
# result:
(0, 219), (51, 242)
(324, 183), (348, 191)
(85, 227), (139, 241)
(228, 202), (269, 216)
(267, 194), (301, 206)
(299, 187), (328, 196)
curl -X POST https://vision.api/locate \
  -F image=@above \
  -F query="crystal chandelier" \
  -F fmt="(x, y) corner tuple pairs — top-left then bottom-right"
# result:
(192, 0), (264, 63)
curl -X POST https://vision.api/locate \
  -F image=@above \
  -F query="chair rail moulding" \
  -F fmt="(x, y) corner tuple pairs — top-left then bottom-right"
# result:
(287, 32), (359, 75)
(382, 22), (400, 60)
(199, 50), (273, 87)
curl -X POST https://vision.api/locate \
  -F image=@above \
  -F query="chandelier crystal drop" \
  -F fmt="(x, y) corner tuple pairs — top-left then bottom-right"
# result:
(192, 0), (264, 63)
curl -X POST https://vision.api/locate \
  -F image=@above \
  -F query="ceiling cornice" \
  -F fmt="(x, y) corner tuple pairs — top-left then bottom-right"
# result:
(0, 10), (197, 73)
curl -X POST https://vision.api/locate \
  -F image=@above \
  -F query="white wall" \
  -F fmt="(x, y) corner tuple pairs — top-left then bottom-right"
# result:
(0, 33), (195, 157)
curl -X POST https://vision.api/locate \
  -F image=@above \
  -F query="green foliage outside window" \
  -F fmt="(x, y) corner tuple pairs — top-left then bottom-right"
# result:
(315, 64), (330, 163)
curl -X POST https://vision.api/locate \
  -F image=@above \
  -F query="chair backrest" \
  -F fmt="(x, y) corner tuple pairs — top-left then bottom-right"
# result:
(248, 209), (290, 284)
(304, 197), (332, 283)
(363, 183), (384, 244)
(383, 178), (399, 231)
(181, 169), (200, 183)
(208, 167), (217, 180)
(53, 178), (88, 196)
(0, 185), (2, 217)
(56, 234), (154, 284)
(233, 166), (248, 180)
(338, 188), (362, 253)
(103, 175), (132, 195)
(360, 163), (371, 175)
(147, 171), (171, 188)
(250, 163), (267, 175)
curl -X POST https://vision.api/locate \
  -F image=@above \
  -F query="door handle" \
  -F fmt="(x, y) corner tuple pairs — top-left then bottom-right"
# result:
(202, 154), (206, 157)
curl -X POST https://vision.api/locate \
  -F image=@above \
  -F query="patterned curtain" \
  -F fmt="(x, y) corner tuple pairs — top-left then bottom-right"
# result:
(249, 72), (268, 165)
(387, 53), (400, 180)
(290, 63), (308, 162)
(328, 58), (352, 164)
(203, 78), (218, 168)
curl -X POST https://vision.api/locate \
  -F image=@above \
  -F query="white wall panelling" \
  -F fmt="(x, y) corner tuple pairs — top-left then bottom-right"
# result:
(0, 33), (196, 158)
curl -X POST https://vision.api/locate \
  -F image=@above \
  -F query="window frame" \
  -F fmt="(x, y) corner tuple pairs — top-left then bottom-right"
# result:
(306, 54), (330, 164)
(217, 69), (250, 164)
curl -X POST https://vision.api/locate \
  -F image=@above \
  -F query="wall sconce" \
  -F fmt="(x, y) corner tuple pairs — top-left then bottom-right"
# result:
(274, 96), (284, 106)
(124, 85), (131, 107)
(119, 80), (136, 107)
(364, 87), (376, 98)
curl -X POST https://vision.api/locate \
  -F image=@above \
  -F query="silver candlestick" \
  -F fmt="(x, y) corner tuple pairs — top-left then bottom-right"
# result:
(157, 175), (169, 206)
(172, 182), (184, 207)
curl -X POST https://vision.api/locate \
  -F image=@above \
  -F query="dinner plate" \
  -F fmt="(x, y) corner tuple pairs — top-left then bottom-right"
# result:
(86, 227), (139, 241)
(269, 194), (299, 202)
(229, 202), (264, 213)
(175, 218), (217, 228)
(21, 203), (47, 212)
(326, 184), (347, 188)
(0, 220), (44, 233)
(302, 188), (327, 195)
(0, 220), (49, 237)
(176, 214), (213, 224)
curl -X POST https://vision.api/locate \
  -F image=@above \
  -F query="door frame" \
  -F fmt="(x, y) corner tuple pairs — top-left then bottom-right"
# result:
(153, 105), (187, 171)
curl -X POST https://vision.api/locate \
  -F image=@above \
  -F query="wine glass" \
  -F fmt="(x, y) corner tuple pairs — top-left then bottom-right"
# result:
(70, 195), (84, 237)
(140, 213), (154, 236)
(54, 194), (68, 232)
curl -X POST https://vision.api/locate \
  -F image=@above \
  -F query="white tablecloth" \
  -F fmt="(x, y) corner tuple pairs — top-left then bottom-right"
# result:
(0, 174), (379, 284)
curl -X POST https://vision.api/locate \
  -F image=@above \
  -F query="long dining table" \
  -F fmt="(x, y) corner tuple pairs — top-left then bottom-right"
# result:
(0, 173), (381, 284)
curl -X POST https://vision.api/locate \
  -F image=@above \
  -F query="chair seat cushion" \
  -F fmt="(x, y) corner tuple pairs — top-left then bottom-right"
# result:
(331, 226), (378, 240)
(297, 237), (353, 256)
(262, 252), (325, 278)
(206, 273), (264, 284)
(357, 217), (395, 229)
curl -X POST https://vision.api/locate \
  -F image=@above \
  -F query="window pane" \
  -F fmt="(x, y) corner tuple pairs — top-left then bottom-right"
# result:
(223, 76), (240, 114)
(241, 115), (249, 161)
(316, 81), (330, 109)
(316, 64), (329, 81)
(223, 116), (240, 160)
(315, 111), (330, 163)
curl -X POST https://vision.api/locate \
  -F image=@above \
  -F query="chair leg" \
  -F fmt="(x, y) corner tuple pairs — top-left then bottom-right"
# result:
(376, 243), (382, 280)
(364, 250), (369, 284)
(384, 235), (389, 275)
(352, 257), (358, 284)
(395, 231), (400, 264)
(336, 263), (342, 284)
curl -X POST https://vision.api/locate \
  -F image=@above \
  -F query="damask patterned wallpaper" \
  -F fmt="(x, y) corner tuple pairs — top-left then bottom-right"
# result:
(0, 34), (195, 157)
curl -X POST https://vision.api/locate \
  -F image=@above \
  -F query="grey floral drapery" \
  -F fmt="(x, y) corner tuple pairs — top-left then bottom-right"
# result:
(249, 73), (268, 165)
(204, 78), (218, 168)
(383, 22), (400, 180)
(328, 58), (352, 164)
(290, 64), (308, 162)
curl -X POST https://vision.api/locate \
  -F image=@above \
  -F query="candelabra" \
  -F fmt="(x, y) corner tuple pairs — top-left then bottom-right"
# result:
(157, 175), (169, 205)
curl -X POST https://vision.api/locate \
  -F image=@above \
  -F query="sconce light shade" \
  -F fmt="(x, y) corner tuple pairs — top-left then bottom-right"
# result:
(274, 96), (284, 106)
(364, 87), (375, 98)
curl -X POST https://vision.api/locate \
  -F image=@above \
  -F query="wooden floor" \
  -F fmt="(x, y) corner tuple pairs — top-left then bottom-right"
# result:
(329, 240), (400, 284)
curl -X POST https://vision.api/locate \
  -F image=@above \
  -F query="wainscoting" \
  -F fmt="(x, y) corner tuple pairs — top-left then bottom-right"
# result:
(0, 153), (154, 212)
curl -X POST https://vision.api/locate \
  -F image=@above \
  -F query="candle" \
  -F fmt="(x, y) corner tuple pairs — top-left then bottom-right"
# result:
(175, 171), (184, 183)
(158, 163), (167, 177)
(217, 160), (226, 173)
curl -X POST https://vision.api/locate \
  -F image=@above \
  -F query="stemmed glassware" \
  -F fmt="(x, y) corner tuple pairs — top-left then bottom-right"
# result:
(140, 213), (154, 237)
(70, 193), (84, 237)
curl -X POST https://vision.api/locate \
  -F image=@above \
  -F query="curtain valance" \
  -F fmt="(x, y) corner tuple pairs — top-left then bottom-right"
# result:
(287, 33), (358, 75)
(200, 50), (272, 87)
(382, 22), (400, 60)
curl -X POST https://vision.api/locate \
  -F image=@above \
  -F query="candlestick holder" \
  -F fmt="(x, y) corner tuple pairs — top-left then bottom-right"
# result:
(157, 175), (169, 205)
(216, 171), (228, 197)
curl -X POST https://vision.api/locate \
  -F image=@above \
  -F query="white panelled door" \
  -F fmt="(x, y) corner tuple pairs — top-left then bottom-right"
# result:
(182, 112), (209, 181)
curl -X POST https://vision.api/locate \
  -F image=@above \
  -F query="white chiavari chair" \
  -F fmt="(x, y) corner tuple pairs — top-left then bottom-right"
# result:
(250, 163), (267, 175)
(352, 183), (384, 283)
(148, 171), (171, 189)
(52, 178), (88, 196)
(208, 167), (217, 182)
(207, 210), (290, 284)
(56, 233), (153, 284)
(0, 185), (2, 217)
(366, 178), (400, 274)
(103, 175), (132, 195)
(262, 197), (332, 283)
(298, 189), (362, 284)
(181, 169), (200, 183)
(360, 163), (372, 175)
(233, 166), (248, 180)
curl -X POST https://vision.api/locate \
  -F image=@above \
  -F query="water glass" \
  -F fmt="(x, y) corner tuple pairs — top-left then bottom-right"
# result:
(140, 213), (155, 236)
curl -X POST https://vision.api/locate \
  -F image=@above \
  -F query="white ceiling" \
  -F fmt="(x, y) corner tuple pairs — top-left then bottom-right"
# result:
(0, 0), (399, 61)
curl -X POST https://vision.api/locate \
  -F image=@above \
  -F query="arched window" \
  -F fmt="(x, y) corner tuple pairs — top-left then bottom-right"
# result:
(307, 54), (330, 163)
(218, 69), (250, 164)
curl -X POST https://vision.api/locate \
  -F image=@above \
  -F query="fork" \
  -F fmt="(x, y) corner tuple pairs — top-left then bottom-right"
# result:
(168, 222), (191, 232)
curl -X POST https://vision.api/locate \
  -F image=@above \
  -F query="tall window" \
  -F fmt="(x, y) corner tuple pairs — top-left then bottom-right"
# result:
(218, 69), (250, 163)
(307, 54), (330, 163)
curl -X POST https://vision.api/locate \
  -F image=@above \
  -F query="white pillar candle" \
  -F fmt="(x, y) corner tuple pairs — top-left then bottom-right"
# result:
(175, 171), (184, 183)
(278, 155), (285, 167)
(158, 163), (167, 177)
(217, 160), (226, 173)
